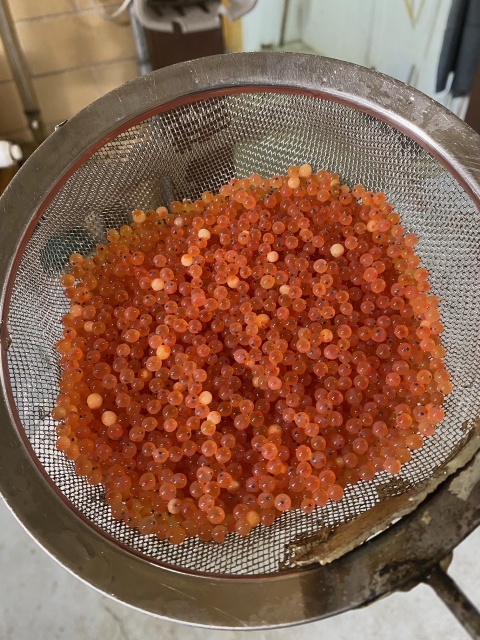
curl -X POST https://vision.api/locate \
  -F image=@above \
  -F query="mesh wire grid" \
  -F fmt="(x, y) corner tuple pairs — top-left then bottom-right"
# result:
(5, 91), (480, 575)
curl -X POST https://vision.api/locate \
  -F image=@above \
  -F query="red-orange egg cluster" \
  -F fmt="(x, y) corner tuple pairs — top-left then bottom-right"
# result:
(52, 165), (451, 545)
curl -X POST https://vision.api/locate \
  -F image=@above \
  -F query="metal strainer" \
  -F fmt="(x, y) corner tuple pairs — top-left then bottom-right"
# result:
(1, 52), (480, 629)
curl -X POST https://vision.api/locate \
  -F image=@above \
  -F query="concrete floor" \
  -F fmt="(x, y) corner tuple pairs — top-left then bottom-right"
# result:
(1, 497), (479, 640)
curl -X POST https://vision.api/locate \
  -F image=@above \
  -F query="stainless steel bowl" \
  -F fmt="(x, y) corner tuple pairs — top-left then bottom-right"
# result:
(1, 52), (480, 628)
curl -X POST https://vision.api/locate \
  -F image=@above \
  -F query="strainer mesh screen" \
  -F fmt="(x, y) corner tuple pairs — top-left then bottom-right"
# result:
(5, 92), (480, 575)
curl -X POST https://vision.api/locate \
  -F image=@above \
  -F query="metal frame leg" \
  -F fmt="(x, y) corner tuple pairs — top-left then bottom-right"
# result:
(424, 564), (480, 640)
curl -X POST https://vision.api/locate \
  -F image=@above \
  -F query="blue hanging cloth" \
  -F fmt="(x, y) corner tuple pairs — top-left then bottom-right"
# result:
(436, 0), (480, 98)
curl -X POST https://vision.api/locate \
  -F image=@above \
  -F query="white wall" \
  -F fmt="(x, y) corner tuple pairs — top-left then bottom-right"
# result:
(240, 0), (466, 116)
(297, 0), (453, 97)
(298, 0), (469, 113)
(300, 0), (377, 67)
(241, 0), (287, 51)
(368, 0), (452, 97)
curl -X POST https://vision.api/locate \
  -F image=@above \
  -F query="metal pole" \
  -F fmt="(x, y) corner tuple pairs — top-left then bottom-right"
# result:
(279, 0), (291, 47)
(424, 564), (480, 640)
(0, 0), (47, 146)
(129, 4), (153, 76)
